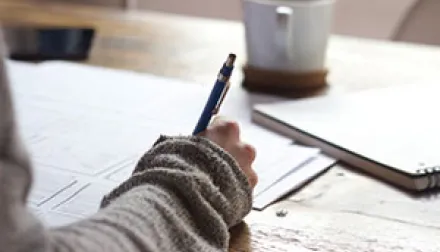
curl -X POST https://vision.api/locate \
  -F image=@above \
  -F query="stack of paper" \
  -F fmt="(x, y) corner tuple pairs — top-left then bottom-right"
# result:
(7, 60), (336, 227)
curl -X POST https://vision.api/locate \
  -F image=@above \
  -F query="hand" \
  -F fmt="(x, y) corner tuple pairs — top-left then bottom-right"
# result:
(200, 116), (258, 188)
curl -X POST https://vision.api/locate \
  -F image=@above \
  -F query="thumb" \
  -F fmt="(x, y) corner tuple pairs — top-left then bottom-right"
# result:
(211, 115), (234, 126)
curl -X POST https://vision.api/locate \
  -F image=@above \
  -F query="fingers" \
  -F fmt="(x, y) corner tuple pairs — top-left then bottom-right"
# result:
(243, 143), (257, 163)
(230, 142), (258, 188)
(247, 168), (258, 188)
(210, 116), (255, 166)
(201, 115), (259, 188)
(211, 115), (229, 124)
(232, 143), (256, 169)
(238, 142), (256, 164)
(209, 116), (240, 142)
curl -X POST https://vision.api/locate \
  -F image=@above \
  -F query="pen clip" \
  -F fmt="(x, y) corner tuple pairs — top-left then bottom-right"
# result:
(212, 82), (230, 115)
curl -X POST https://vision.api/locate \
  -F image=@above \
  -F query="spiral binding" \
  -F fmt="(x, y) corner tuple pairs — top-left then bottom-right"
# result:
(416, 166), (440, 189)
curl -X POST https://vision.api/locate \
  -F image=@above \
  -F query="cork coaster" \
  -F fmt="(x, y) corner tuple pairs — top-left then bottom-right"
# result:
(242, 64), (328, 96)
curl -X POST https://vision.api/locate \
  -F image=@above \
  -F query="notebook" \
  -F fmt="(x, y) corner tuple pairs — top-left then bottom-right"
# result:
(252, 83), (440, 191)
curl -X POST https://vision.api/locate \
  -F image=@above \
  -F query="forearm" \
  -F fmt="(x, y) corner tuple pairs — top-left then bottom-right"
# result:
(2, 136), (252, 252)
(52, 136), (251, 252)
(51, 184), (226, 252)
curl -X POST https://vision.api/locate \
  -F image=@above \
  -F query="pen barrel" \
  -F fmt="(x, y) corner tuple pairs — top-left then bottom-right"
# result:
(220, 64), (234, 78)
(192, 80), (227, 135)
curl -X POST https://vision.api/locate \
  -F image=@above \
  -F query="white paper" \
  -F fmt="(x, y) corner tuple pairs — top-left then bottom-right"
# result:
(236, 122), (321, 196)
(253, 154), (336, 210)
(252, 144), (320, 197)
(28, 167), (77, 206)
(7, 60), (334, 225)
(53, 181), (116, 218)
(29, 118), (150, 176)
(107, 160), (137, 183)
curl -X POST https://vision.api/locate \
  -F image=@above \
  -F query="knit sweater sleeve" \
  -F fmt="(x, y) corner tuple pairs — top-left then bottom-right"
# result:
(0, 40), (253, 251)
(47, 135), (253, 252)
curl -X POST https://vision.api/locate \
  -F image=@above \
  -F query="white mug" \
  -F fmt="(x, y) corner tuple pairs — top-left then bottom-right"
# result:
(242, 0), (334, 73)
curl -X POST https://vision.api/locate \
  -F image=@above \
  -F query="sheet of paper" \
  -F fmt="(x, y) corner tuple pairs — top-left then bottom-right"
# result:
(253, 154), (336, 210)
(8, 60), (335, 224)
(237, 122), (321, 196)
(28, 167), (77, 207)
(53, 181), (116, 218)
(106, 160), (137, 183)
(29, 118), (150, 176)
(252, 144), (320, 197)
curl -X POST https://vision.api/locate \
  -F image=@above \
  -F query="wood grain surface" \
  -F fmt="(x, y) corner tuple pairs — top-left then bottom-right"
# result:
(2, 2), (440, 251)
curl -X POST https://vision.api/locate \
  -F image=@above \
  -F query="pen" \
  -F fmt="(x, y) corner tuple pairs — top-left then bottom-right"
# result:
(192, 53), (236, 135)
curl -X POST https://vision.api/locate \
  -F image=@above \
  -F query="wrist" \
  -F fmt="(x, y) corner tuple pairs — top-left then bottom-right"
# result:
(153, 135), (254, 226)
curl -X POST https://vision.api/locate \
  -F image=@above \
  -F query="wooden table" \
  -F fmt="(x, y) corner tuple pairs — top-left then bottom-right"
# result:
(2, 2), (440, 251)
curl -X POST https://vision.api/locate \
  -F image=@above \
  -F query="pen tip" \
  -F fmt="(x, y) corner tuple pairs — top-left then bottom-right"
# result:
(226, 53), (236, 66)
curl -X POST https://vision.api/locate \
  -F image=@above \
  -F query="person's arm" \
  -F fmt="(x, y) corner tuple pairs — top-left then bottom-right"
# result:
(49, 134), (253, 252)
(0, 32), (256, 252)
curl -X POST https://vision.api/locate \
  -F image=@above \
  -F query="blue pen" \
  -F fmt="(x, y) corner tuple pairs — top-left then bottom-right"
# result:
(192, 53), (236, 135)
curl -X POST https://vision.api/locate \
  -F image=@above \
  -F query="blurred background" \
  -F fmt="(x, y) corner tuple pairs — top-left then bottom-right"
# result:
(36, 0), (440, 46)
(1, 0), (439, 84)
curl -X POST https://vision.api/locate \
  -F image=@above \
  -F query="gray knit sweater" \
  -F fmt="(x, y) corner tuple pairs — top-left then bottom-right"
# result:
(0, 44), (253, 251)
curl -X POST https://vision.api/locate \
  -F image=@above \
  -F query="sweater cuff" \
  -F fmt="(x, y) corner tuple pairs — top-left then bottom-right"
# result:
(151, 135), (254, 226)
(101, 135), (253, 228)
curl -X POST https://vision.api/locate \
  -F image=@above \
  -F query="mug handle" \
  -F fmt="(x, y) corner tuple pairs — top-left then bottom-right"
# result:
(275, 6), (293, 58)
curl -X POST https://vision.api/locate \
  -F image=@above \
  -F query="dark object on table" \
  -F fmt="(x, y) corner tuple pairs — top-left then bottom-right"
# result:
(3, 27), (95, 61)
